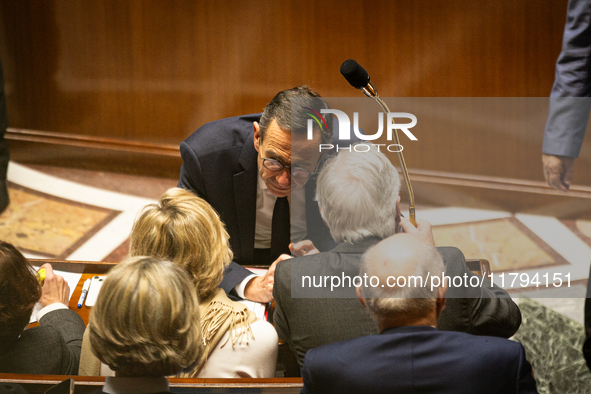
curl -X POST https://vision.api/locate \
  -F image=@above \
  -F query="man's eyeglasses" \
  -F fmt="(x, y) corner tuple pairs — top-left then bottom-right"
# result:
(261, 157), (315, 180)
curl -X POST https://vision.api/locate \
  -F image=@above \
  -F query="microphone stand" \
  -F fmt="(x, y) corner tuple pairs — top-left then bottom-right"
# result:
(360, 82), (416, 226)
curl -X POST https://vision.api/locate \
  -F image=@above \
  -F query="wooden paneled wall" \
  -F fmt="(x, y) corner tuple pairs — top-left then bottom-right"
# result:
(1, 0), (586, 184)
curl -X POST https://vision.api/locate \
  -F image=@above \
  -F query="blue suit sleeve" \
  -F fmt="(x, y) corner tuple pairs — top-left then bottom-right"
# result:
(551, 0), (591, 97)
(178, 141), (208, 198)
(544, 97), (591, 157)
(300, 351), (315, 394)
(544, 0), (591, 157)
(516, 343), (538, 393)
(218, 262), (252, 297)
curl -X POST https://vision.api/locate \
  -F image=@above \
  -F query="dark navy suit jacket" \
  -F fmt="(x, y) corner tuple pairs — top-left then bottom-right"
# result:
(301, 326), (538, 394)
(178, 113), (338, 292)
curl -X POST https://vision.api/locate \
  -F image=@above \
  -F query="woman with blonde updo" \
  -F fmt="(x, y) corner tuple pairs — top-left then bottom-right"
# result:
(80, 188), (278, 378)
(130, 187), (233, 301)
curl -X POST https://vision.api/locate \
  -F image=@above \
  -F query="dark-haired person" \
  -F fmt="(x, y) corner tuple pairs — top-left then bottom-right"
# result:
(178, 86), (349, 303)
(88, 256), (203, 393)
(0, 242), (85, 374)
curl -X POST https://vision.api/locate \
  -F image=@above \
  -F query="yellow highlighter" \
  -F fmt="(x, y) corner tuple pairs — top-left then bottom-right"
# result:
(36, 268), (46, 285)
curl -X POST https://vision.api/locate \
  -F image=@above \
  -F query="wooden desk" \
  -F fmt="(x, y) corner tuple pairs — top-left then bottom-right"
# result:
(21, 259), (303, 388)
(0, 374), (303, 394)
(29, 259), (117, 326)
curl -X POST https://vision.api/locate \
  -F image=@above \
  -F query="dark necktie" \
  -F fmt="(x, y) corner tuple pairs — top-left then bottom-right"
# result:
(270, 196), (291, 263)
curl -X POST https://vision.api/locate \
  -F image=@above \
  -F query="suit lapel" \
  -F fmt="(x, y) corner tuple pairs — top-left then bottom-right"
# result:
(233, 133), (258, 264)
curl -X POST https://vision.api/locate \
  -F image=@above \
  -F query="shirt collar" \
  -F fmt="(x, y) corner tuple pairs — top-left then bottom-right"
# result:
(380, 326), (438, 335)
(103, 376), (169, 394)
(329, 236), (383, 254)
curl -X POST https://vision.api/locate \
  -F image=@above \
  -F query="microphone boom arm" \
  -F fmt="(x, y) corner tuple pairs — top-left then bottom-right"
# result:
(361, 83), (416, 227)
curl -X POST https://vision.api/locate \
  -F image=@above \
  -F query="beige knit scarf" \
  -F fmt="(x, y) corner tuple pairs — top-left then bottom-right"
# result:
(181, 288), (258, 377)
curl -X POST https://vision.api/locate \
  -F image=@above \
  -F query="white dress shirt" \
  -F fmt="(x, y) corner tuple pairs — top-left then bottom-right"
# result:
(234, 173), (307, 298)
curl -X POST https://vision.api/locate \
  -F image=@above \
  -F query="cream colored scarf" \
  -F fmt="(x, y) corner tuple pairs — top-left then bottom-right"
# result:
(181, 288), (258, 377)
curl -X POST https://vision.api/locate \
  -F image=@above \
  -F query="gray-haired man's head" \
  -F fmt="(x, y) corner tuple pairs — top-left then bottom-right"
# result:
(316, 145), (401, 244)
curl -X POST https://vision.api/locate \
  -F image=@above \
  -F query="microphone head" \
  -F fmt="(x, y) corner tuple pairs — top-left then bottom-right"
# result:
(340, 59), (370, 89)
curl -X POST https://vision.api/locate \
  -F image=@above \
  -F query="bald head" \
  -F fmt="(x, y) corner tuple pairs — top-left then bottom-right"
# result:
(358, 234), (446, 329)
(363, 235), (429, 289)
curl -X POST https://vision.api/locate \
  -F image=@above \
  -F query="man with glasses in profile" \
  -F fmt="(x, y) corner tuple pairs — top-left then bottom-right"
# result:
(178, 86), (342, 302)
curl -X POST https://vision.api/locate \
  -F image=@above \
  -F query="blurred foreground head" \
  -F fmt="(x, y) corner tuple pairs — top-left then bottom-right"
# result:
(88, 256), (203, 376)
(316, 145), (401, 244)
(358, 234), (446, 328)
(130, 187), (232, 299)
(0, 241), (41, 343)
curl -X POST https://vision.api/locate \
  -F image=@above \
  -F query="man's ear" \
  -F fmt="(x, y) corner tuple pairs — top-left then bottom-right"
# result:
(356, 286), (366, 309)
(435, 284), (447, 319)
(253, 122), (261, 152)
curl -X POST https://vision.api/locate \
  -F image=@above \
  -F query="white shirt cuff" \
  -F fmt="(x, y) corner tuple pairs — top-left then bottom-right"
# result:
(37, 303), (69, 321)
(234, 274), (258, 299)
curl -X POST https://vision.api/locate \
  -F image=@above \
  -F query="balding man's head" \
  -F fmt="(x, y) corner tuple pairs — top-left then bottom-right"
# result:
(357, 234), (446, 329)
(316, 146), (401, 244)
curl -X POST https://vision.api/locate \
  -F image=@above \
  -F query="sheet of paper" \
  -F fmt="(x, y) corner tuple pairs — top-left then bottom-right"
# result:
(29, 266), (83, 323)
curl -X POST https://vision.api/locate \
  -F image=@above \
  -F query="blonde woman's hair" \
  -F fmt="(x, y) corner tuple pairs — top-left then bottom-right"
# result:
(88, 256), (203, 376)
(130, 188), (233, 299)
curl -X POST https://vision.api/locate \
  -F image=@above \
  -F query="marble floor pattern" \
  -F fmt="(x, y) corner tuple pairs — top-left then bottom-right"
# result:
(3, 161), (591, 391)
(4, 162), (158, 261)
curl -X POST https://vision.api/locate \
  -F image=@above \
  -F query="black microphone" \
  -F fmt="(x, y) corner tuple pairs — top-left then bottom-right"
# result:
(340, 59), (378, 98)
(340, 59), (370, 89)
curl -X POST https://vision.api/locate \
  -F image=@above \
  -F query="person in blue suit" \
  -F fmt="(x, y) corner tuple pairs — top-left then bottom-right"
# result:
(178, 86), (345, 302)
(301, 234), (538, 394)
(541, 0), (591, 370)
(542, 0), (591, 192)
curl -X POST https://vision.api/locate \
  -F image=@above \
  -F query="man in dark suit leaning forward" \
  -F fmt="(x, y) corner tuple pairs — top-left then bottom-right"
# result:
(273, 146), (522, 368)
(178, 86), (337, 302)
(301, 234), (538, 394)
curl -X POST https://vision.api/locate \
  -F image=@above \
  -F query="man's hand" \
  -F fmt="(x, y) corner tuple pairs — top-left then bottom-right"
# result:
(244, 254), (291, 303)
(289, 240), (319, 257)
(38, 264), (70, 307)
(543, 153), (575, 192)
(399, 217), (436, 246)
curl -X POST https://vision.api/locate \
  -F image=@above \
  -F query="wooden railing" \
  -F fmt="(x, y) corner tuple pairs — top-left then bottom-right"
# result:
(0, 374), (303, 394)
